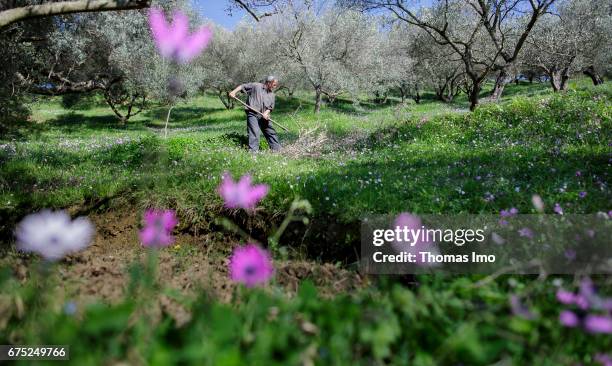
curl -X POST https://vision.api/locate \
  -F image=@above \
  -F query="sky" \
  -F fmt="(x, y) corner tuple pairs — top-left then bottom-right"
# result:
(190, 0), (337, 30)
(190, 0), (248, 30)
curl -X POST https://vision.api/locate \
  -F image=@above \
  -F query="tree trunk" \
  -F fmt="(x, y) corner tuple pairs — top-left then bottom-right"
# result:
(469, 82), (481, 111)
(490, 69), (508, 100)
(549, 70), (561, 92)
(583, 66), (604, 85)
(164, 105), (175, 139)
(314, 88), (322, 114)
(412, 90), (421, 104)
(560, 68), (570, 91)
(549, 67), (569, 92)
(435, 86), (444, 102)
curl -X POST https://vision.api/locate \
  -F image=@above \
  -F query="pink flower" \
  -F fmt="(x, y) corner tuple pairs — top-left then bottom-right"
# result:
(584, 315), (612, 334)
(559, 310), (579, 327)
(148, 8), (212, 63)
(229, 244), (274, 287)
(218, 172), (269, 210)
(139, 209), (178, 248)
(391, 213), (439, 267)
(556, 289), (576, 305)
(518, 227), (533, 239)
(595, 354), (612, 366)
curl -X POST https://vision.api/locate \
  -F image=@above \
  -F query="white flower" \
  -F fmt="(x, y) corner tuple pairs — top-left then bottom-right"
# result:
(531, 194), (545, 213)
(16, 210), (94, 261)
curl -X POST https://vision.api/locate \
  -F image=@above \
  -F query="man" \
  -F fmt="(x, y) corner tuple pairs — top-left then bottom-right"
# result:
(229, 76), (281, 152)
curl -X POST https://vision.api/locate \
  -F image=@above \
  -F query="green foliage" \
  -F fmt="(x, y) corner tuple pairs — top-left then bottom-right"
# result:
(1, 83), (610, 238)
(1, 268), (610, 365)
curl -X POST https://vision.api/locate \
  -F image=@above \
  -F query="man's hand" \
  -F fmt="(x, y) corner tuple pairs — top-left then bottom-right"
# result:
(229, 85), (242, 99)
(262, 110), (271, 120)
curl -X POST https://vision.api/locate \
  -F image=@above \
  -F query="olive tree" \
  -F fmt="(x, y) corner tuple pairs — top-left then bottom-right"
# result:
(406, 26), (465, 103)
(7, 0), (207, 124)
(523, 0), (610, 91)
(265, 4), (380, 113)
(344, 0), (558, 110)
(365, 22), (418, 104)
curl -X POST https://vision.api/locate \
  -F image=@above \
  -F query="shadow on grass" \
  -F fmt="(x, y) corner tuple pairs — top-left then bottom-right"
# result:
(494, 81), (551, 98)
(47, 112), (147, 132)
(145, 104), (229, 123)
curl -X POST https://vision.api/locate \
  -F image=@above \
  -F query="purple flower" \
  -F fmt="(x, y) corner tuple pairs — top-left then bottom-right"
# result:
(580, 277), (595, 299)
(229, 244), (274, 287)
(584, 315), (612, 334)
(559, 310), (579, 327)
(510, 295), (535, 319)
(579, 191), (587, 198)
(15, 210), (94, 261)
(575, 295), (590, 310)
(518, 227), (533, 239)
(491, 232), (505, 245)
(218, 172), (269, 210)
(564, 249), (577, 261)
(391, 213), (440, 266)
(554, 203), (564, 215)
(148, 8), (212, 63)
(595, 354), (612, 366)
(139, 209), (178, 248)
(556, 289), (576, 305)
(575, 170), (582, 177)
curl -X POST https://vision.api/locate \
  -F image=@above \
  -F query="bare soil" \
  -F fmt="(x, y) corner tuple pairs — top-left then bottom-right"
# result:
(2, 208), (368, 325)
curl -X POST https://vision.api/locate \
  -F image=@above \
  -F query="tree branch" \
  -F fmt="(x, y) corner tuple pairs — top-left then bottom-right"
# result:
(0, 0), (150, 29)
(231, 0), (276, 22)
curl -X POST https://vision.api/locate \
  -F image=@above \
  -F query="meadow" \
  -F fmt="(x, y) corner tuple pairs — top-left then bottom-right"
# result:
(0, 79), (611, 365)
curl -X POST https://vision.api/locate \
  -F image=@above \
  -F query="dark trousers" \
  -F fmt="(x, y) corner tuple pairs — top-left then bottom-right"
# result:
(246, 112), (281, 151)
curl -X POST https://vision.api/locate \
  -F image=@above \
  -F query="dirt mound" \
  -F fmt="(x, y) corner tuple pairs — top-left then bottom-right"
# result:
(3, 208), (368, 325)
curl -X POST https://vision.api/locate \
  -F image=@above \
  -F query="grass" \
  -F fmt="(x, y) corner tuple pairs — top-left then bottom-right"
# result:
(1, 80), (609, 230)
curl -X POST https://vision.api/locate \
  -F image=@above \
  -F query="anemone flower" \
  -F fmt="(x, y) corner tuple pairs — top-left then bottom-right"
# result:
(149, 8), (212, 63)
(229, 244), (274, 287)
(391, 213), (440, 267)
(16, 210), (94, 261)
(139, 209), (178, 248)
(218, 172), (269, 210)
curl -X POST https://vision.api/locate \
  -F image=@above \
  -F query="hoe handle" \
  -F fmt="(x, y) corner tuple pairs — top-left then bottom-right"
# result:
(231, 95), (290, 132)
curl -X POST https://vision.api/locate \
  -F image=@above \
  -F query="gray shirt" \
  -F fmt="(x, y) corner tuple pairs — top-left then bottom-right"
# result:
(240, 82), (275, 114)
